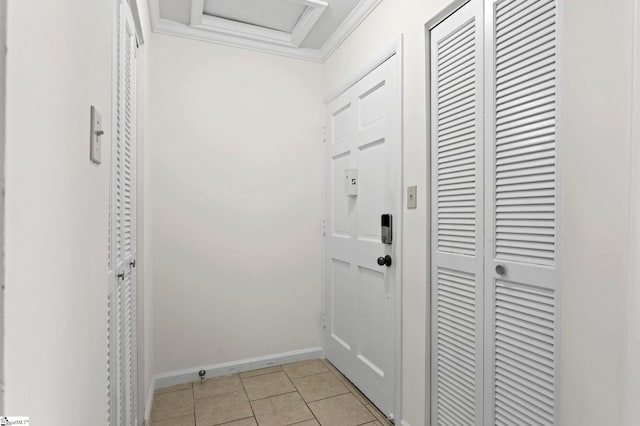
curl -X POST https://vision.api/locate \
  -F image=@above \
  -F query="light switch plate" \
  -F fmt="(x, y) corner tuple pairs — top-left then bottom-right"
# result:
(407, 185), (417, 209)
(90, 105), (103, 165)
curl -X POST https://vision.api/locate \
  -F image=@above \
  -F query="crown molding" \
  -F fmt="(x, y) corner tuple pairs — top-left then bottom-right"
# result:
(148, 0), (383, 62)
(318, 0), (383, 60)
(151, 17), (324, 61)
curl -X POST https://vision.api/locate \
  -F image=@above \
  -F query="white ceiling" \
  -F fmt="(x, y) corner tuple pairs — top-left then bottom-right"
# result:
(151, 0), (381, 61)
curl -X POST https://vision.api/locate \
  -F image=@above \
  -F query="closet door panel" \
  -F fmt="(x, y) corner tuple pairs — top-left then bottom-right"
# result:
(485, 0), (560, 424)
(430, 0), (484, 424)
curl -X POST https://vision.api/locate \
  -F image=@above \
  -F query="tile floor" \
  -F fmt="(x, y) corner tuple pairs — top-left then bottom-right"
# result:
(150, 359), (393, 426)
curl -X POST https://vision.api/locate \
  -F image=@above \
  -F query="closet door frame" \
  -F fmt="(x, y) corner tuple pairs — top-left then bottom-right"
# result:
(426, 0), (564, 424)
(109, 0), (139, 424)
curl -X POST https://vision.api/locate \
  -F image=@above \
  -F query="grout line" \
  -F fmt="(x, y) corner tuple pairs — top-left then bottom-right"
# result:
(302, 389), (352, 404)
(241, 377), (258, 425)
(303, 395), (321, 425)
(247, 390), (300, 403)
(218, 416), (256, 426)
(191, 382), (196, 425)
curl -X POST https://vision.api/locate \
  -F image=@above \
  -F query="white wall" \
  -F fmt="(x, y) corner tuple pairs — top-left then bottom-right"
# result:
(5, 0), (113, 423)
(0, 0), (6, 413)
(323, 0), (448, 424)
(624, 0), (640, 424)
(560, 0), (635, 424)
(148, 34), (324, 376)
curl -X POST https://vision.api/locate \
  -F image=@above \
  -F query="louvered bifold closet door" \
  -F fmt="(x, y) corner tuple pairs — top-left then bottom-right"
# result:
(430, 0), (484, 424)
(484, 0), (560, 425)
(109, 1), (138, 425)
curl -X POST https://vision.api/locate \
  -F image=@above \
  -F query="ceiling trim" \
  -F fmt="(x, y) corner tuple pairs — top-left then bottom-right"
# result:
(148, 0), (383, 62)
(319, 0), (383, 59)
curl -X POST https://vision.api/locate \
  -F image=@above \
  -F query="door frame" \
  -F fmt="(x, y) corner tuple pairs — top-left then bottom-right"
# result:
(322, 34), (404, 422)
(425, 1), (565, 424)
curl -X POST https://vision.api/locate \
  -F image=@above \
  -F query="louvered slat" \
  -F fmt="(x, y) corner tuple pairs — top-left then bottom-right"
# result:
(436, 268), (477, 426)
(436, 18), (478, 257)
(494, 0), (557, 267)
(494, 279), (556, 426)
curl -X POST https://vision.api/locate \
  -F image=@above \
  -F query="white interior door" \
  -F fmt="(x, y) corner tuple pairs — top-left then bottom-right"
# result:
(430, 1), (484, 423)
(324, 53), (401, 418)
(109, 1), (138, 425)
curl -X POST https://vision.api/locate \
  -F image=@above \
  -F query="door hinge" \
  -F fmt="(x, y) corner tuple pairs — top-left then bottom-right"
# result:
(321, 219), (326, 236)
(322, 126), (327, 143)
(321, 312), (327, 329)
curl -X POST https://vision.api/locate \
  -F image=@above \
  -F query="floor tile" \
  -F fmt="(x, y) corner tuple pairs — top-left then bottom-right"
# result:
(365, 404), (392, 425)
(343, 381), (371, 406)
(320, 360), (347, 382)
(219, 418), (258, 426)
(292, 372), (349, 402)
(282, 360), (328, 379)
(308, 393), (375, 426)
(239, 366), (283, 378)
(155, 382), (193, 395)
(151, 389), (194, 421)
(361, 423), (383, 425)
(151, 414), (195, 426)
(195, 390), (253, 426)
(250, 392), (315, 426)
(242, 371), (296, 401)
(194, 374), (244, 399)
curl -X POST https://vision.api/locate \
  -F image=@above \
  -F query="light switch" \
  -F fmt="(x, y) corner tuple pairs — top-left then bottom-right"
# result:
(90, 105), (104, 165)
(407, 185), (417, 209)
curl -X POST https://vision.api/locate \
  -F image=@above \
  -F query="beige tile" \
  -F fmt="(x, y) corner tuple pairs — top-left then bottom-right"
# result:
(241, 371), (296, 401)
(150, 414), (195, 426)
(308, 393), (375, 426)
(292, 372), (349, 402)
(282, 360), (328, 379)
(195, 390), (253, 426)
(151, 389), (194, 421)
(155, 382), (193, 395)
(343, 381), (372, 406)
(194, 374), (244, 399)
(239, 366), (283, 378)
(250, 392), (315, 426)
(219, 418), (257, 426)
(320, 360), (348, 382)
(361, 423), (383, 425)
(290, 420), (320, 425)
(365, 404), (393, 425)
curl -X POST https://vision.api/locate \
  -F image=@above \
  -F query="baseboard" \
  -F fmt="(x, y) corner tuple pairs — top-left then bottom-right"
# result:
(144, 376), (155, 425)
(153, 347), (323, 390)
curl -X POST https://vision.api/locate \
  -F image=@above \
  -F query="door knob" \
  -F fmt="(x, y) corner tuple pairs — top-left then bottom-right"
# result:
(377, 255), (392, 267)
(495, 265), (506, 275)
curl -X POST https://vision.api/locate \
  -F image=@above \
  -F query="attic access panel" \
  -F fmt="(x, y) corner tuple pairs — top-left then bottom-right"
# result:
(204, 0), (306, 32)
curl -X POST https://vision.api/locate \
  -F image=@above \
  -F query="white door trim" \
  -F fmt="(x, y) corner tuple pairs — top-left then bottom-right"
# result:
(322, 34), (403, 422)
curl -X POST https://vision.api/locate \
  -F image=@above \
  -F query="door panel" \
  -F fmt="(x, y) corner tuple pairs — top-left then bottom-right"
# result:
(325, 53), (400, 418)
(109, 1), (138, 425)
(430, 0), (485, 424)
(484, 0), (559, 424)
